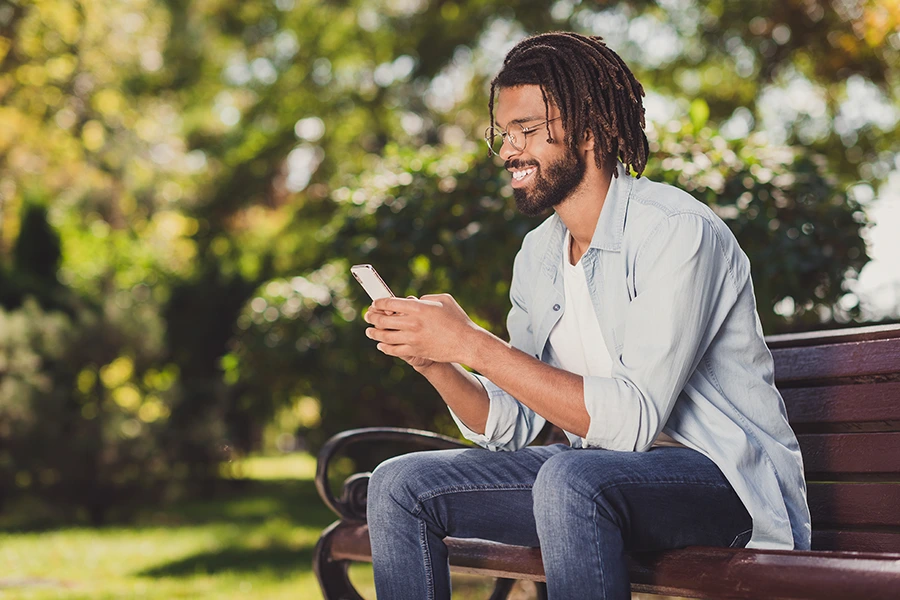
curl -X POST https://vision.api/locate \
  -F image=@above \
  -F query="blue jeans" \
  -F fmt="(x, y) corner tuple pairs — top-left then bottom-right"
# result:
(367, 444), (752, 600)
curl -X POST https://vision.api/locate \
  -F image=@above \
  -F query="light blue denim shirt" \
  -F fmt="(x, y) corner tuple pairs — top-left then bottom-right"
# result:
(450, 163), (811, 550)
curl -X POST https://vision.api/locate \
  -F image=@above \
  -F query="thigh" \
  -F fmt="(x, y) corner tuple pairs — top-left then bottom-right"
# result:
(369, 444), (569, 546)
(539, 446), (752, 551)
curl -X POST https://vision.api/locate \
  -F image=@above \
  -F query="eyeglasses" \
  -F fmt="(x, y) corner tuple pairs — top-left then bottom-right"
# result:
(484, 117), (561, 157)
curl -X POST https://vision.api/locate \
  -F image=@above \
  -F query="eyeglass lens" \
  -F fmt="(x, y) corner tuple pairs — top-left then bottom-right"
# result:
(485, 117), (561, 156)
(485, 124), (524, 156)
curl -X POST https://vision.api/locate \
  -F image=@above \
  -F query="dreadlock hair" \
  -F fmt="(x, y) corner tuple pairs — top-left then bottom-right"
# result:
(488, 32), (649, 177)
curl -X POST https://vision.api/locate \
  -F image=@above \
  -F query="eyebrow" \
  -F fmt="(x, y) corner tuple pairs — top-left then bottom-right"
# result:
(497, 115), (547, 129)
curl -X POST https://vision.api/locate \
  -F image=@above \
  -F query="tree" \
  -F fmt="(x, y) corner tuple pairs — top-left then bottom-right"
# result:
(0, 0), (895, 477)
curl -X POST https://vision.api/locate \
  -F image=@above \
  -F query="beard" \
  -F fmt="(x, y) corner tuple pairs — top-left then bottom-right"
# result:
(509, 148), (586, 217)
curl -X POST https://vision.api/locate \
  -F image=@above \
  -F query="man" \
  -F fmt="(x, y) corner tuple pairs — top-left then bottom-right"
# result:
(363, 32), (810, 600)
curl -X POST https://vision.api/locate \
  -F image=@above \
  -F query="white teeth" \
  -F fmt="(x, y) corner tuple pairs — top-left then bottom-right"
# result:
(512, 167), (535, 181)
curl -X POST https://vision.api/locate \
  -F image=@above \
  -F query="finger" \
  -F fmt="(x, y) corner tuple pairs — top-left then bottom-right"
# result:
(366, 327), (408, 344)
(365, 310), (383, 327)
(364, 307), (392, 323)
(416, 298), (444, 308)
(372, 296), (421, 314)
(420, 293), (451, 303)
(376, 342), (415, 357)
(367, 311), (418, 330)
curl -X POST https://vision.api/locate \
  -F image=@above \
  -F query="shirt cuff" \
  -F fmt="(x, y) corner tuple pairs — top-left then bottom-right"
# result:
(447, 374), (521, 451)
(582, 375), (641, 451)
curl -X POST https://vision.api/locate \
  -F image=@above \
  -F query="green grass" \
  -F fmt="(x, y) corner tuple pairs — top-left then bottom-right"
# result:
(0, 454), (508, 600)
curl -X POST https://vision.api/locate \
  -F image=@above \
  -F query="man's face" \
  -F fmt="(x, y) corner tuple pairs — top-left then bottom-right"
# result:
(494, 85), (586, 217)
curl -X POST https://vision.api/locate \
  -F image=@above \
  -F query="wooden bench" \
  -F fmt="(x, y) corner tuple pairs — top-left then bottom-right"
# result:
(313, 324), (900, 599)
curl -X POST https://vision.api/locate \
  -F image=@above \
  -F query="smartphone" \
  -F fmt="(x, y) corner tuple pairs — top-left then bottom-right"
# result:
(350, 264), (395, 301)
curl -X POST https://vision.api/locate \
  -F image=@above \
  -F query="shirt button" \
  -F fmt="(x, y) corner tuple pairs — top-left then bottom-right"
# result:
(553, 304), (561, 311)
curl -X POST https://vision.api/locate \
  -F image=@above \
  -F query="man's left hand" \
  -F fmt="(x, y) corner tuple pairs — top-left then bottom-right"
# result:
(364, 294), (483, 367)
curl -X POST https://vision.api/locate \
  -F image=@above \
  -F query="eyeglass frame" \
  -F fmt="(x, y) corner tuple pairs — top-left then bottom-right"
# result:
(484, 116), (562, 157)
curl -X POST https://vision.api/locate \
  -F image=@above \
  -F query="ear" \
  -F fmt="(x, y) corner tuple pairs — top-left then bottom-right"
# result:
(580, 127), (595, 153)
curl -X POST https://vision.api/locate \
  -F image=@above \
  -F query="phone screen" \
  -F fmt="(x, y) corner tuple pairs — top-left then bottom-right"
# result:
(350, 264), (394, 301)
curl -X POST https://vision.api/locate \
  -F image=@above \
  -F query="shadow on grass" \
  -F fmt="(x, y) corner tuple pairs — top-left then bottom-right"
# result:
(0, 478), (337, 535)
(133, 478), (336, 581)
(139, 544), (316, 578)
(150, 479), (336, 529)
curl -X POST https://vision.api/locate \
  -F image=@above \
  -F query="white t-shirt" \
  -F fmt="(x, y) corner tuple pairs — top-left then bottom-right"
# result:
(548, 232), (682, 448)
(547, 232), (613, 379)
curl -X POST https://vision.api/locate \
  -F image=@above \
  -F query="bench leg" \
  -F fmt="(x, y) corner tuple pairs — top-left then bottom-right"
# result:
(313, 523), (366, 600)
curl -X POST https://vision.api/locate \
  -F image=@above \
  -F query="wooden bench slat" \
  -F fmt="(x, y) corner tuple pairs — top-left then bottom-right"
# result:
(812, 529), (900, 553)
(797, 432), (900, 477)
(765, 323), (900, 349)
(772, 337), (900, 385)
(324, 522), (900, 599)
(808, 482), (900, 528)
(326, 522), (549, 580)
(783, 382), (900, 432)
(629, 544), (900, 600)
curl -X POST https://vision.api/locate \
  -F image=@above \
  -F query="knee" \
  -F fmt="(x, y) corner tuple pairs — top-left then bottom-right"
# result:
(532, 451), (623, 526)
(532, 452), (586, 513)
(367, 453), (424, 515)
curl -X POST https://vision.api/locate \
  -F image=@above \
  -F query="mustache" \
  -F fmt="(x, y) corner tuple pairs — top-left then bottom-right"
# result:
(505, 159), (539, 170)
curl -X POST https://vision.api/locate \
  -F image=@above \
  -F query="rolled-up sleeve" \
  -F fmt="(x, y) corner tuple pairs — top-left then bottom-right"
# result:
(583, 213), (738, 451)
(448, 247), (546, 451)
(449, 374), (545, 450)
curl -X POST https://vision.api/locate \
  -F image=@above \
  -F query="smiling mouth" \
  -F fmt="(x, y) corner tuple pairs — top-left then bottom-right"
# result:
(511, 166), (536, 182)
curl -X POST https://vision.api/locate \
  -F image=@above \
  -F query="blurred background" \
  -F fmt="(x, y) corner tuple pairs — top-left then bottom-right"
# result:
(0, 0), (898, 598)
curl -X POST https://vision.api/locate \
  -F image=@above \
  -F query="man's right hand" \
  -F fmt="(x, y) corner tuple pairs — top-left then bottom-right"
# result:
(364, 301), (490, 435)
(365, 301), (434, 372)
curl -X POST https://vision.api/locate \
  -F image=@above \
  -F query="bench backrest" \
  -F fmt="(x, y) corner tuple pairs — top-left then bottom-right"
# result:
(767, 324), (900, 553)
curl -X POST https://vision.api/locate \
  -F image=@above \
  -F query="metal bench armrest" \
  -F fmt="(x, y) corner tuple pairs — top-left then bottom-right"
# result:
(315, 427), (470, 521)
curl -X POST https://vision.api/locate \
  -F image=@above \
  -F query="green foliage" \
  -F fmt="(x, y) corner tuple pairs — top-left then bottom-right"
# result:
(0, 0), (897, 506)
(0, 298), (182, 522)
(225, 143), (539, 445)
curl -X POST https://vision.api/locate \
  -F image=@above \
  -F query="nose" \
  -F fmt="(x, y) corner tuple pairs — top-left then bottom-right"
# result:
(498, 136), (520, 161)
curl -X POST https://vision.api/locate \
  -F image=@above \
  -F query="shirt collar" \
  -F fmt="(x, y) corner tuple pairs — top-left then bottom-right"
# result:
(540, 162), (634, 280)
(589, 161), (632, 253)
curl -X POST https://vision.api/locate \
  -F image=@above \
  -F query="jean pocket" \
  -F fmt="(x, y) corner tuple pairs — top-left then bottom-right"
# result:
(729, 528), (753, 548)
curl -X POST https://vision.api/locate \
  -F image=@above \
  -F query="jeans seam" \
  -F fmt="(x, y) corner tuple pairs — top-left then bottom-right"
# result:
(413, 483), (533, 513)
(419, 519), (435, 599)
(590, 480), (731, 497)
(591, 502), (607, 598)
(411, 484), (534, 597)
